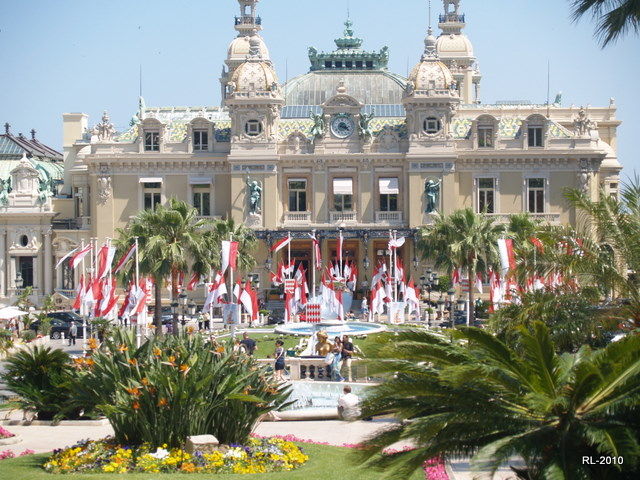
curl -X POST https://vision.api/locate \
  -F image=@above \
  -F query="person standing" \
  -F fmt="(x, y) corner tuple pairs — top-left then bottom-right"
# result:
(273, 340), (286, 382)
(68, 321), (78, 346)
(340, 335), (355, 382)
(239, 332), (257, 355)
(337, 386), (361, 421)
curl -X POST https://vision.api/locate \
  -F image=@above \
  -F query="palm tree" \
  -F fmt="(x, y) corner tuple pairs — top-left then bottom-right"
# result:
(208, 218), (257, 274)
(115, 198), (214, 334)
(416, 208), (503, 323)
(358, 324), (640, 479)
(571, 0), (640, 47)
(562, 178), (640, 328)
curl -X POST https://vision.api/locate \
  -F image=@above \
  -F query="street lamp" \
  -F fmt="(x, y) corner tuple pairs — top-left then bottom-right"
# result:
(412, 256), (420, 270)
(421, 269), (439, 304)
(362, 256), (370, 272)
(178, 293), (188, 327)
(264, 256), (273, 272)
(15, 272), (23, 290)
(188, 301), (197, 317)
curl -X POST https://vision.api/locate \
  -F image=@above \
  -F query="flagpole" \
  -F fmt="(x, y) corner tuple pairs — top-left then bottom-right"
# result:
(311, 229), (317, 301)
(207, 268), (213, 331)
(79, 238), (86, 352)
(229, 233), (236, 339)
(134, 237), (141, 347)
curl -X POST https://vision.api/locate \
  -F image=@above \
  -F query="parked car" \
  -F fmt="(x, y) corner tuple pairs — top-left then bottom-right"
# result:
(30, 312), (86, 340)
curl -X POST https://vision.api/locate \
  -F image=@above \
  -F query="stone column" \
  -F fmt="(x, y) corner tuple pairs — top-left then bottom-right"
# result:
(44, 230), (52, 295)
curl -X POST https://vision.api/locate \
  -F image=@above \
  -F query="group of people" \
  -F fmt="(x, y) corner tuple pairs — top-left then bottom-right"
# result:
(325, 335), (355, 382)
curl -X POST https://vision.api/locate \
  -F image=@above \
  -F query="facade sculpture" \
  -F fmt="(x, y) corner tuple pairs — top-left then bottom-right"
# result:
(92, 111), (116, 142)
(309, 113), (325, 140)
(425, 178), (442, 213)
(573, 107), (597, 136)
(247, 178), (262, 215)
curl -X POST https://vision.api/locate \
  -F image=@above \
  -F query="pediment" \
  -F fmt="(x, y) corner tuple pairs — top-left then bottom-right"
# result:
(322, 94), (363, 109)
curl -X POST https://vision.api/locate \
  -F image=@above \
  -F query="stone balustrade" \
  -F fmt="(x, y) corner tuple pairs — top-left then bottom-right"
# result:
(256, 357), (370, 382)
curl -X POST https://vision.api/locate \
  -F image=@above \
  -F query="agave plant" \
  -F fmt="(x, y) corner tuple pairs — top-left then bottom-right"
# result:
(358, 324), (640, 479)
(71, 329), (291, 448)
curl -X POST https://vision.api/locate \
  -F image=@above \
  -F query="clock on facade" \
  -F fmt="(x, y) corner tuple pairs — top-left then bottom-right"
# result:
(331, 114), (355, 138)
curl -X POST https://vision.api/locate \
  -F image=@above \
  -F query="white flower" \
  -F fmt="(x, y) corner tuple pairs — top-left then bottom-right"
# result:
(150, 448), (169, 459)
(224, 449), (244, 459)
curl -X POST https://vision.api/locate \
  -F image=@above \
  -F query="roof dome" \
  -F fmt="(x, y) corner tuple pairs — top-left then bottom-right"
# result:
(408, 29), (454, 91)
(436, 33), (474, 58)
(227, 35), (270, 63)
(230, 59), (279, 92)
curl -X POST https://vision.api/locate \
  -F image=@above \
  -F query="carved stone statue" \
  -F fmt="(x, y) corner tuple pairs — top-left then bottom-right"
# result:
(97, 176), (112, 205)
(246, 178), (262, 214)
(314, 331), (334, 356)
(92, 111), (116, 142)
(553, 91), (563, 106)
(578, 168), (591, 194)
(358, 111), (375, 140)
(573, 107), (597, 136)
(309, 112), (325, 140)
(425, 178), (442, 213)
(405, 80), (415, 95)
(0, 178), (10, 206)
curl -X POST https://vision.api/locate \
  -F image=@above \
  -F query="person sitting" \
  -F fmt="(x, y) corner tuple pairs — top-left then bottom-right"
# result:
(337, 386), (361, 421)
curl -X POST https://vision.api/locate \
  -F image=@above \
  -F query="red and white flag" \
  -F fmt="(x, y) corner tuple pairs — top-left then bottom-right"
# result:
(388, 236), (406, 250)
(97, 245), (117, 279)
(186, 273), (200, 291)
(72, 275), (85, 310)
(370, 281), (387, 315)
(239, 280), (258, 321)
(271, 236), (291, 253)
(114, 243), (137, 274)
(404, 278), (421, 315)
(69, 244), (92, 269)
(475, 273), (484, 295)
(55, 246), (79, 270)
(203, 274), (227, 312)
(371, 262), (387, 289)
(221, 241), (239, 274)
(497, 238), (516, 274)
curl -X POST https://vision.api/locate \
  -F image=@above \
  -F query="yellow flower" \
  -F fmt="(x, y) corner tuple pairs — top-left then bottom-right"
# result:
(153, 347), (162, 357)
(157, 397), (168, 407)
(125, 387), (141, 397)
(118, 344), (128, 353)
(141, 377), (150, 386)
(128, 358), (138, 366)
(87, 337), (99, 350)
(132, 401), (141, 410)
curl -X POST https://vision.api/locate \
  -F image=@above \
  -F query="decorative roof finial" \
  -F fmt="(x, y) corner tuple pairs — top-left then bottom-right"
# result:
(30, 129), (36, 140)
(3, 123), (9, 134)
(422, 26), (438, 59)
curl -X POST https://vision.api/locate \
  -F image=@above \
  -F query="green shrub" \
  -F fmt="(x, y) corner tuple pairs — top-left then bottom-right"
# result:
(71, 329), (291, 448)
(19, 330), (36, 343)
(37, 317), (52, 336)
(1, 346), (83, 420)
(0, 328), (13, 352)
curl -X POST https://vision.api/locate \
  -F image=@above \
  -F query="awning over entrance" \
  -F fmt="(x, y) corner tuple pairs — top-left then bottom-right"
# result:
(379, 177), (399, 194)
(333, 178), (353, 195)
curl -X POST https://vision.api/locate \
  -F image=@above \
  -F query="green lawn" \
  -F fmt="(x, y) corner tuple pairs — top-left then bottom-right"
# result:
(0, 444), (425, 480)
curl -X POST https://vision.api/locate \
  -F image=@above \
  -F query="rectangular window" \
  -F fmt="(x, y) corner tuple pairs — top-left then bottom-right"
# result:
(528, 127), (543, 147)
(288, 179), (307, 212)
(192, 184), (211, 216)
(143, 182), (162, 211)
(144, 131), (160, 151)
(478, 178), (495, 214)
(478, 127), (494, 148)
(380, 194), (398, 212)
(333, 178), (353, 211)
(527, 178), (545, 213)
(379, 178), (399, 212)
(193, 130), (208, 151)
(18, 256), (34, 288)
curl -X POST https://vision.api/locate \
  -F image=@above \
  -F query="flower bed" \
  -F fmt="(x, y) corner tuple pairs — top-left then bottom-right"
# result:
(0, 426), (14, 439)
(43, 437), (309, 474)
(0, 449), (34, 460)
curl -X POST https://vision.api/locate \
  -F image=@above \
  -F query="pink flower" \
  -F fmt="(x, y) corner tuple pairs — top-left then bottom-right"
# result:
(19, 450), (35, 456)
(0, 426), (14, 439)
(0, 450), (16, 460)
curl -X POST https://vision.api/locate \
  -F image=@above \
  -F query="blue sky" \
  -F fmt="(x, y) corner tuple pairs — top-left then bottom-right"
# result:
(1, 0), (638, 176)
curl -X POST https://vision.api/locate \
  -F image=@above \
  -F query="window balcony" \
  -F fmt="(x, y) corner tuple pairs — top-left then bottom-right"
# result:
(329, 211), (357, 224)
(375, 211), (404, 225)
(283, 211), (312, 224)
(486, 213), (561, 224)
